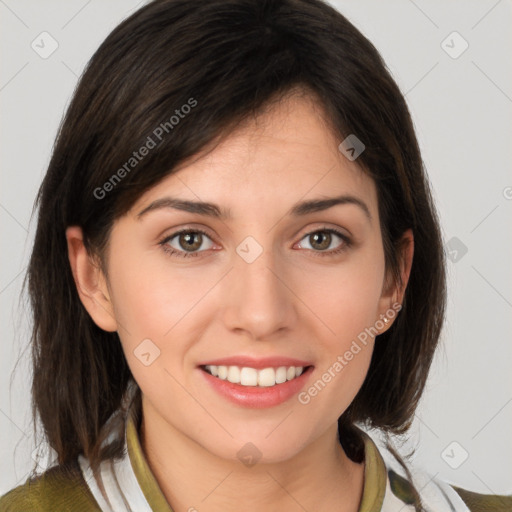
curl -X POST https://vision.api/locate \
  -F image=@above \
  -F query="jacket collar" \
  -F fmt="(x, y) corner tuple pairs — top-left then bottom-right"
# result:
(124, 396), (387, 511)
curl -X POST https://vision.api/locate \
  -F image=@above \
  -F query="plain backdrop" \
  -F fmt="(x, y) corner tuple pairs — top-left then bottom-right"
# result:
(1, 0), (511, 497)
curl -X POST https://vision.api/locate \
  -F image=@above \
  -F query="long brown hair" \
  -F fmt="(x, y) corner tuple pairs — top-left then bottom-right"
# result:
(23, 0), (445, 506)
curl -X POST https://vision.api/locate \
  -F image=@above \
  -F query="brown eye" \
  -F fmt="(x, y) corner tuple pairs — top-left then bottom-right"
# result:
(298, 229), (348, 253)
(308, 231), (332, 251)
(295, 227), (353, 257)
(178, 232), (203, 252)
(159, 229), (215, 258)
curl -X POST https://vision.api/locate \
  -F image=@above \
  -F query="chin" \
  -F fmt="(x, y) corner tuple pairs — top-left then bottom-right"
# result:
(203, 431), (308, 466)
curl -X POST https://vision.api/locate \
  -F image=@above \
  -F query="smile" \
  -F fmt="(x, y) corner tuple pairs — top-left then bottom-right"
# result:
(199, 364), (315, 408)
(202, 364), (309, 387)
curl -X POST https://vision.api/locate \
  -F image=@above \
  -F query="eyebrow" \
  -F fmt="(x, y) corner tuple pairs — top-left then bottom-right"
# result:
(136, 194), (372, 222)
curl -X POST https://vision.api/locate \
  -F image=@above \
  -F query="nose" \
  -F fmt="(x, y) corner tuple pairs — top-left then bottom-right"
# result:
(221, 245), (298, 341)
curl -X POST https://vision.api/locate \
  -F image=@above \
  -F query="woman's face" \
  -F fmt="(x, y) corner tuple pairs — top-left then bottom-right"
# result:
(73, 92), (404, 464)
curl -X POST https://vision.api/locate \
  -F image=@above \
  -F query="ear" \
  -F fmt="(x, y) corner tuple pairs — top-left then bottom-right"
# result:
(377, 228), (414, 333)
(65, 226), (118, 332)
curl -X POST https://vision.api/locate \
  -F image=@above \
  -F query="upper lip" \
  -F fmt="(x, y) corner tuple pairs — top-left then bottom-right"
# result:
(197, 356), (314, 369)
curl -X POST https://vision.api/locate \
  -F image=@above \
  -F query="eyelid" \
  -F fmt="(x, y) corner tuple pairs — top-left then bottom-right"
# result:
(296, 222), (352, 240)
(296, 226), (351, 251)
(158, 227), (216, 250)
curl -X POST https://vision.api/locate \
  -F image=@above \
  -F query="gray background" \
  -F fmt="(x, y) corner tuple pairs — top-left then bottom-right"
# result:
(1, 0), (511, 497)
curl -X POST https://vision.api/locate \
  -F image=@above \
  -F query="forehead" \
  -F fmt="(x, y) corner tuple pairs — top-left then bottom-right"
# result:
(131, 93), (378, 220)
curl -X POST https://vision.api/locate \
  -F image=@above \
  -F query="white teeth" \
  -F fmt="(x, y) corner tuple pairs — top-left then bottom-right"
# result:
(258, 368), (275, 387)
(217, 365), (228, 380)
(209, 365), (218, 377)
(227, 366), (240, 384)
(241, 367), (258, 386)
(275, 366), (287, 384)
(204, 365), (307, 387)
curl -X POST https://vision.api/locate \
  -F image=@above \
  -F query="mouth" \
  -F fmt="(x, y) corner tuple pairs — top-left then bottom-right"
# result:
(198, 362), (315, 408)
(200, 364), (314, 388)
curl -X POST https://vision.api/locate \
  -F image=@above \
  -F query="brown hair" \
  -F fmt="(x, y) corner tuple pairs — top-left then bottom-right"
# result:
(23, 0), (445, 506)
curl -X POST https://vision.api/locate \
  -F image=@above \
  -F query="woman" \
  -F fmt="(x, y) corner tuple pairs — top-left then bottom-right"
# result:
(1, 0), (510, 510)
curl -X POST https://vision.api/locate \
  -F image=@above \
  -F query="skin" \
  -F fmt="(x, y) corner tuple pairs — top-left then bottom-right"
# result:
(67, 91), (413, 512)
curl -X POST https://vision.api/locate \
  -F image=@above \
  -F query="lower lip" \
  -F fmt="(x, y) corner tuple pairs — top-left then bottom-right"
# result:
(198, 366), (314, 408)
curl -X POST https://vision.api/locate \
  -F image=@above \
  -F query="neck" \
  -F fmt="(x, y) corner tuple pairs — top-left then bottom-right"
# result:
(139, 399), (365, 512)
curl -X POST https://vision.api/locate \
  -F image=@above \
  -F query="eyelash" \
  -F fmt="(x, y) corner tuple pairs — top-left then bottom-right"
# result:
(158, 227), (352, 259)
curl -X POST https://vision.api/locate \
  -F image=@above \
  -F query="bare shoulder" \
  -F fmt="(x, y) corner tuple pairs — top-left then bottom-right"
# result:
(0, 461), (100, 512)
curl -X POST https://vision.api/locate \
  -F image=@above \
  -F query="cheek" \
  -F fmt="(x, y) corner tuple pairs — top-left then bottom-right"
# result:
(107, 251), (218, 391)
(296, 247), (386, 342)
(108, 249), (203, 340)
(108, 253), (196, 397)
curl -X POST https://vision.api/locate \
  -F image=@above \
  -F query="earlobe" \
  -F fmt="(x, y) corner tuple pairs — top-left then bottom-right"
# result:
(65, 226), (118, 332)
